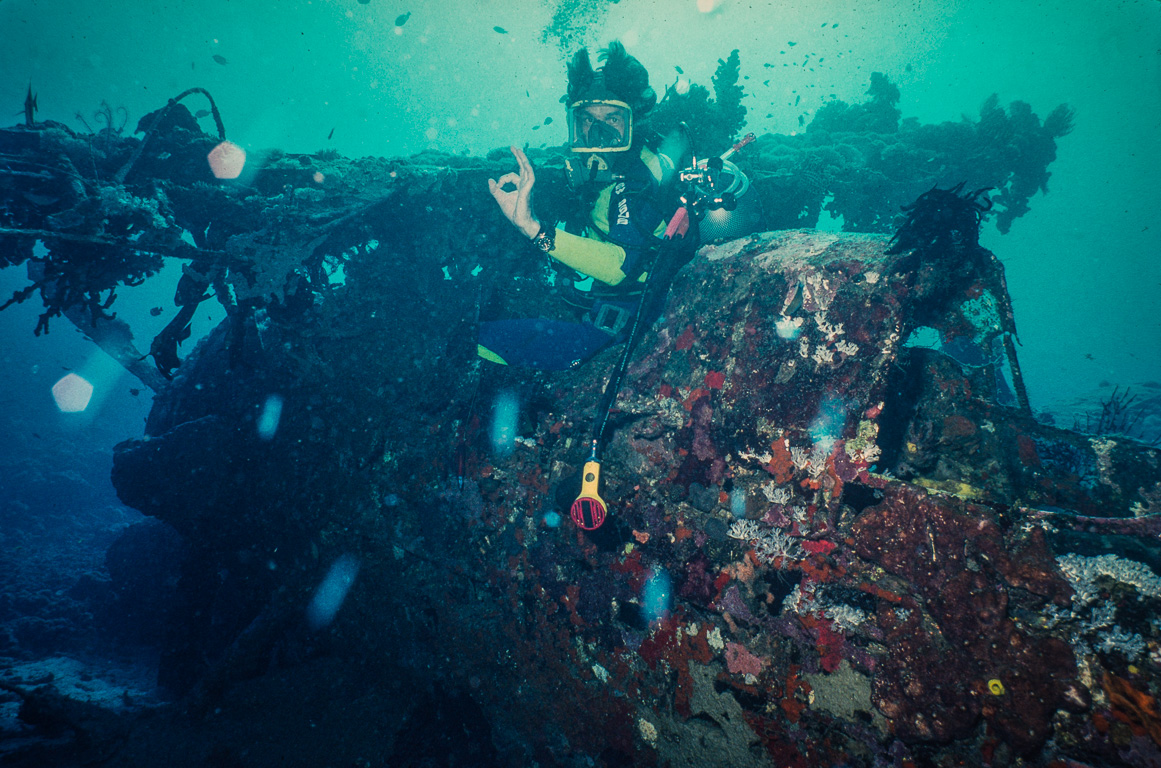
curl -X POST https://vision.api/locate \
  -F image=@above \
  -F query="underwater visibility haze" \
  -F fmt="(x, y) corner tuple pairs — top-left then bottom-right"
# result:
(1, 0), (1160, 766)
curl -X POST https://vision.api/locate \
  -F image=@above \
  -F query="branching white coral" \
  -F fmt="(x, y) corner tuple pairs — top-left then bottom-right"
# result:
(1057, 553), (1161, 607)
(728, 519), (761, 541)
(728, 520), (802, 566)
(1091, 438), (1116, 488)
(812, 346), (835, 365)
(809, 446), (830, 478)
(824, 603), (869, 633)
(1096, 626), (1147, 660)
(762, 483), (792, 504)
(835, 340), (859, 356)
(1087, 600), (1118, 629)
(813, 312), (845, 343)
(754, 528), (800, 564)
(1041, 604), (1074, 630)
(783, 584), (814, 614)
(790, 446), (811, 471)
(798, 338), (810, 359)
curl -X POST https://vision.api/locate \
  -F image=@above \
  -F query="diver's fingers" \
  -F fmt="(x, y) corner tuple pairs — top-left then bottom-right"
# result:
(512, 146), (535, 183)
(493, 172), (520, 187)
(488, 180), (515, 212)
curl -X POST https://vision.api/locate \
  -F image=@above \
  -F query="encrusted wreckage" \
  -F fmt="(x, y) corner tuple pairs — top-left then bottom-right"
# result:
(2, 102), (1159, 767)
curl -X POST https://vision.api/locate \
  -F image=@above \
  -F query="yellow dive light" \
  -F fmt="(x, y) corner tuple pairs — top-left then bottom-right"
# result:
(570, 455), (607, 530)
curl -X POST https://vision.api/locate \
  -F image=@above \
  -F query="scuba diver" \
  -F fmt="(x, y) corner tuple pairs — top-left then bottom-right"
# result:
(479, 41), (695, 370)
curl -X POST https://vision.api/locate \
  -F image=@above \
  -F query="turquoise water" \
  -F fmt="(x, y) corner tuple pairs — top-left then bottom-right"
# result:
(3, 0), (1158, 409)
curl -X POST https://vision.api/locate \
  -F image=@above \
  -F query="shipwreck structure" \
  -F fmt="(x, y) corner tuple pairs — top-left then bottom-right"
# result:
(2, 94), (1160, 767)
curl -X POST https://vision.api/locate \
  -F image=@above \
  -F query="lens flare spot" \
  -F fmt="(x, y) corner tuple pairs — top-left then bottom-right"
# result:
(306, 554), (360, 631)
(641, 568), (672, 625)
(730, 487), (747, 518)
(489, 390), (520, 457)
(52, 373), (94, 413)
(257, 394), (283, 441)
(208, 140), (246, 179)
(809, 396), (848, 453)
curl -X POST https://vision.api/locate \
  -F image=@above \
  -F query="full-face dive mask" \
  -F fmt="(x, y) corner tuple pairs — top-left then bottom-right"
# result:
(564, 99), (633, 188)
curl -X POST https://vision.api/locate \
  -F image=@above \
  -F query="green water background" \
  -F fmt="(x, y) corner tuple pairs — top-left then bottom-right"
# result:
(1, 0), (1158, 411)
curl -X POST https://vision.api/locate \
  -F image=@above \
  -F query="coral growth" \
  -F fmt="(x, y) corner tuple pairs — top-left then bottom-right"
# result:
(648, 49), (747, 154)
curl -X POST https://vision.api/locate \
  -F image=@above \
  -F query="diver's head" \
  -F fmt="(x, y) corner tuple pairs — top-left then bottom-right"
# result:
(564, 41), (655, 187)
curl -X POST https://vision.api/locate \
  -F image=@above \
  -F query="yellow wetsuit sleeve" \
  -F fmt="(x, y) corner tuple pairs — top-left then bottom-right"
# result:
(550, 229), (630, 286)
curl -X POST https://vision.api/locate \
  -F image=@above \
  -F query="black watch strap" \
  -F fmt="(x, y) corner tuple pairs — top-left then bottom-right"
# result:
(531, 224), (556, 253)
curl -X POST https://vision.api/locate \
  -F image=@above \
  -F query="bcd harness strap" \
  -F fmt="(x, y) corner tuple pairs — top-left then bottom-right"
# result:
(560, 150), (687, 336)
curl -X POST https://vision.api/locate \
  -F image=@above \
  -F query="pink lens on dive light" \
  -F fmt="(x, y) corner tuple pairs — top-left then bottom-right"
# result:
(570, 497), (606, 530)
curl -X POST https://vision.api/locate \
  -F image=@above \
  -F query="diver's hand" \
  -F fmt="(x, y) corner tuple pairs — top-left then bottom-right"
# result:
(487, 146), (540, 239)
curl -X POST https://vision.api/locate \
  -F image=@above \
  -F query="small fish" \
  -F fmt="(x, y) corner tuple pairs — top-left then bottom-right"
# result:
(358, 0), (370, 4)
(493, 26), (507, 34)
(213, 54), (228, 65)
(327, 127), (335, 140)
(795, 95), (800, 105)
(194, 109), (210, 118)
(905, 63), (912, 72)
(763, 80), (770, 86)
(798, 115), (805, 126)
(532, 124), (540, 131)
(821, 22), (827, 27)
(22, 83), (37, 126)
(832, 23), (838, 28)
(675, 65), (683, 74)
(765, 113), (773, 118)
(150, 307), (164, 316)
(543, 116), (552, 125)
(764, 62), (774, 68)
(395, 11), (410, 26)
(129, 388), (141, 396)
(787, 41), (797, 46)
